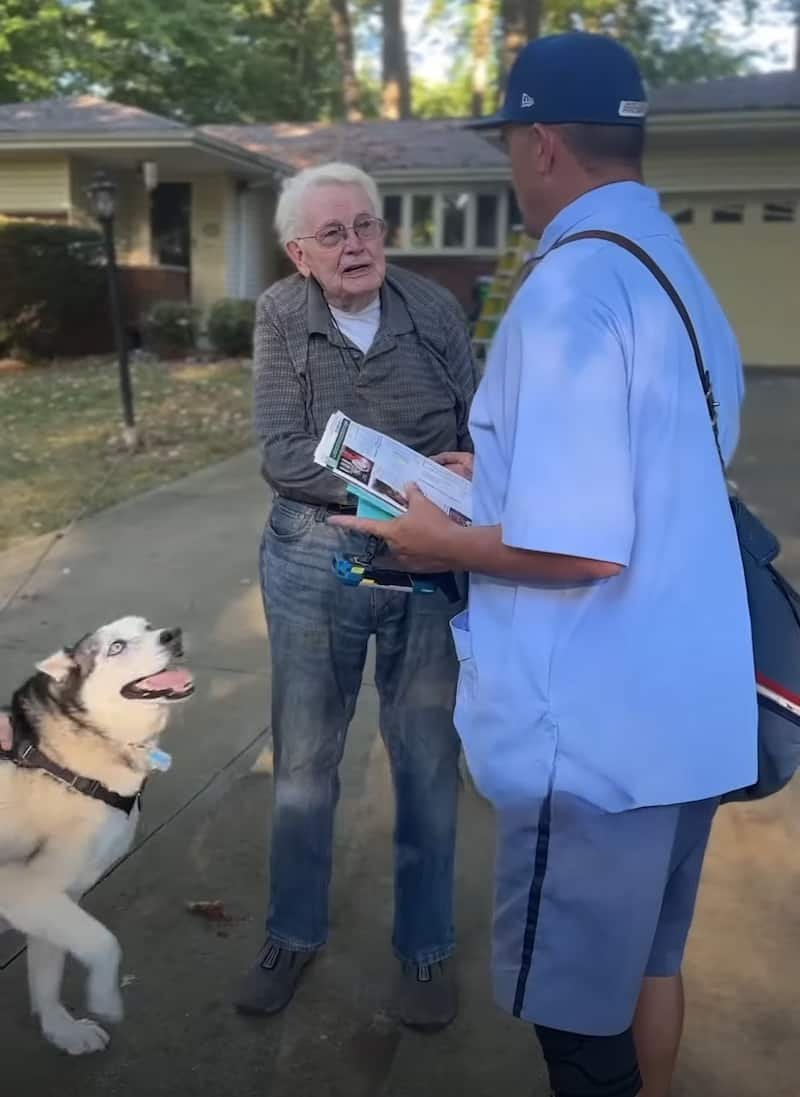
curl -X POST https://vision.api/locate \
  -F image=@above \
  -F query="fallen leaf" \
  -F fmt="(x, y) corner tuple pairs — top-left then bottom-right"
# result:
(186, 900), (231, 922)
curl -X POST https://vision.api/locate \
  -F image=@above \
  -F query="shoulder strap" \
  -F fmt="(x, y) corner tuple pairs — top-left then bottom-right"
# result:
(550, 229), (725, 468)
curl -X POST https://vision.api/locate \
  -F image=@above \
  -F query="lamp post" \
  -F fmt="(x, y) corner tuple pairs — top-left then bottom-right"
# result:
(86, 170), (138, 450)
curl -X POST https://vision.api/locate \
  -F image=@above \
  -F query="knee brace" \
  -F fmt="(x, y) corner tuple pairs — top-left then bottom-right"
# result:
(535, 1024), (642, 1097)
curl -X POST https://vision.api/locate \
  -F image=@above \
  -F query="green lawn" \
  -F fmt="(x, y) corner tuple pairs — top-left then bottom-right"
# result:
(0, 355), (254, 552)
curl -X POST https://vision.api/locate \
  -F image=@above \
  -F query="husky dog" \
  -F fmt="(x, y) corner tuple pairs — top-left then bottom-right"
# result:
(0, 616), (193, 1055)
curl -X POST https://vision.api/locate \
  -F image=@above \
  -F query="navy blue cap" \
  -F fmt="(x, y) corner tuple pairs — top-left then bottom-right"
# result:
(470, 32), (648, 129)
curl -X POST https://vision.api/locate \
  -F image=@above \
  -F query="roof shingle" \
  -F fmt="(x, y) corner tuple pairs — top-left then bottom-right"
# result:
(0, 94), (189, 134)
(202, 118), (508, 174)
(650, 69), (800, 115)
(1, 69), (798, 175)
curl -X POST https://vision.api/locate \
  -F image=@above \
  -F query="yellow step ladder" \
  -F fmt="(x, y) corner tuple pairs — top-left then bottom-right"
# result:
(471, 224), (537, 363)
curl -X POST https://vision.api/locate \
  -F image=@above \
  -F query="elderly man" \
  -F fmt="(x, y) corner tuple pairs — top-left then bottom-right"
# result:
(235, 163), (477, 1029)
(333, 34), (757, 1097)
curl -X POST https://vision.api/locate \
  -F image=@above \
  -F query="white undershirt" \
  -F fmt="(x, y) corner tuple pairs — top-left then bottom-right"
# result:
(330, 297), (381, 355)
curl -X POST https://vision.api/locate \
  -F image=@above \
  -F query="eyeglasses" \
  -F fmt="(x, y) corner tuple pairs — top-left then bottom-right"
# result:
(295, 216), (386, 249)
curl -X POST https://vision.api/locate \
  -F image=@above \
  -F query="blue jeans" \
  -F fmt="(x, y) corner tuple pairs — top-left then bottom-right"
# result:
(260, 497), (463, 965)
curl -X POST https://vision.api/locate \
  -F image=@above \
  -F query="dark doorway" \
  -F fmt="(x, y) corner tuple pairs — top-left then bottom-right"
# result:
(150, 183), (191, 269)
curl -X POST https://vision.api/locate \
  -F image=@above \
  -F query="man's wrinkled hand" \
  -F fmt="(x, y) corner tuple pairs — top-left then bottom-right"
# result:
(328, 484), (460, 572)
(432, 451), (474, 481)
(0, 713), (12, 752)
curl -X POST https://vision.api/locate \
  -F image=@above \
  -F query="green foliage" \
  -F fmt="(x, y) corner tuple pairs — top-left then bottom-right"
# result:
(0, 0), (345, 123)
(0, 1), (73, 102)
(407, 0), (768, 117)
(0, 0), (788, 125)
(543, 0), (759, 86)
(0, 219), (109, 359)
(412, 71), (474, 117)
(74, 0), (346, 124)
(142, 300), (199, 359)
(207, 298), (256, 358)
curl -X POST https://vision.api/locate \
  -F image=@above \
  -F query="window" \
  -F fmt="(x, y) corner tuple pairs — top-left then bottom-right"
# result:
(380, 187), (505, 252)
(382, 194), (403, 247)
(672, 207), (694, 225)
(442, 192), (470, 247)
(477, 193), (500, 247)
(411, 194), (435, 247)
(763, 201), (796, 223)
(712, 204), (744, 224)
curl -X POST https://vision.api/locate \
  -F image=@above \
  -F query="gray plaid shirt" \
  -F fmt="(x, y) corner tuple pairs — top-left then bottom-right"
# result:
(253, 265), (479, 504)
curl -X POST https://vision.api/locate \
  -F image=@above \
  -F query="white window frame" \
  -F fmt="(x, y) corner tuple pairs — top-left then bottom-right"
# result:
(381, 186), (507, 256)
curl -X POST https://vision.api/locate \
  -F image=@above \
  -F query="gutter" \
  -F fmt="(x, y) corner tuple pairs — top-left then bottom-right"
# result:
(0, 128), (288, 178)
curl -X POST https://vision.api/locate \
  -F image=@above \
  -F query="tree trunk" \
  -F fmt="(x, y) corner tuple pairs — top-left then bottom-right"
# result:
(500, 0), (543, 91)
(471, 0), (495, 117)
(381, 0), (411, 119)
(329, 0), (362, 121)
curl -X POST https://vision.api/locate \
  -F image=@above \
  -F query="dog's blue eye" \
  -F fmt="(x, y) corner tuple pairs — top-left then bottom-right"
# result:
(108, 640), (127, 656)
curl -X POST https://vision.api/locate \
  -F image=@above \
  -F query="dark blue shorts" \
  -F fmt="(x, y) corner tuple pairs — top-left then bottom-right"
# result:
(492, 794), (718, 1035)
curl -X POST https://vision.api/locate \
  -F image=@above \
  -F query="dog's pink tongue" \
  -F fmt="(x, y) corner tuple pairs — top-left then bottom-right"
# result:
(138, 669), (193, 692)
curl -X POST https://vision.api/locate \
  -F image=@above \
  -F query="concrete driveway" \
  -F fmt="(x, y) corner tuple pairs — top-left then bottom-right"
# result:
(0, 371), (798, 1096)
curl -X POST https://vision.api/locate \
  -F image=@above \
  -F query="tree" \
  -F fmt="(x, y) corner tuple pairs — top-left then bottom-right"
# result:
(545, 0), (759, 86)
(0, 0), (348, 123)
(500, 0), (543, 88)
(382, 0), (412, 117)
(0, 0), (77, 102)
(329, 0), (363, 120)
(413, 0), (772, 119)
(472, 0), (496, 116)
(781, 0), (800, 68)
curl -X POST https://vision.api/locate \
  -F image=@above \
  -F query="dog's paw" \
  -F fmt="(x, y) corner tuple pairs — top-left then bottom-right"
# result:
(42, 1010), (111, 1055)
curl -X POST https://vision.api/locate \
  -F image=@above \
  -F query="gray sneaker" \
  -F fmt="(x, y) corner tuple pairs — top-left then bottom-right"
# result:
(396, 960), (458, 1032)
(234, 940), (315, 1016)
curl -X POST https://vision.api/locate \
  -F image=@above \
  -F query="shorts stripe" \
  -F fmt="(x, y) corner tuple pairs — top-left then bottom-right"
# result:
(758, 691), (800, 728)
(513, 793), (552, 1017)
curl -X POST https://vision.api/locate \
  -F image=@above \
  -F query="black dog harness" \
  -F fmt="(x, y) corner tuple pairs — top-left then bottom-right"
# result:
(1, 714), (143, 816)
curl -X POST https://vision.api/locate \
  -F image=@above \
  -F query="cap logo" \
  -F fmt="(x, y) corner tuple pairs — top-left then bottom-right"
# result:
(521, 92), (535, 109)
(619, 99), (648, 118)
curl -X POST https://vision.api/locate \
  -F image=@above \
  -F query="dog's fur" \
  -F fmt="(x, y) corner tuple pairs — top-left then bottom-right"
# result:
(0, 616), (193, 1055)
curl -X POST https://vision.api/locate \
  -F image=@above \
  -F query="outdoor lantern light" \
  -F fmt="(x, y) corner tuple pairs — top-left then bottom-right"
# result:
(85, 169), (138, 449)
(86, 170), (117, 222)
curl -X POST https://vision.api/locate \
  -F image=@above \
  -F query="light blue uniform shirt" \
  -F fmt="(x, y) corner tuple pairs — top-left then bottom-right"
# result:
(452, 182), (758, 813)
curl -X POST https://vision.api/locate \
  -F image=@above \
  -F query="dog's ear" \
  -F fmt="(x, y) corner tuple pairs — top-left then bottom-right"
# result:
(70, 634), (98, 678)
(36, 649), (76, 683)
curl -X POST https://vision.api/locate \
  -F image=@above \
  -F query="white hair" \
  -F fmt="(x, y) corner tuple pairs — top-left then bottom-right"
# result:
(274, 162), (381, 246)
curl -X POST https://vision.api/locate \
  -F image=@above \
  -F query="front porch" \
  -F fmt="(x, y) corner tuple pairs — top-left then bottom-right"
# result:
(0, 134), (281, 349)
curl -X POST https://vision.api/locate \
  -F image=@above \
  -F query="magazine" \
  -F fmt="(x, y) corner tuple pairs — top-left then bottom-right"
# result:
(314, 411), (472, 524)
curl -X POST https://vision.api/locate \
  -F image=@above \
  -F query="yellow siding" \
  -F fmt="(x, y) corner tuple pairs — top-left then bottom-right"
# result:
(645, 138), (800, 194)
(68, 160), (152, 261)
(662, 195), (800, 367)
(114, 174), (151, 263)
(0, 156), (70, 213)
(191, 175), (233, 314)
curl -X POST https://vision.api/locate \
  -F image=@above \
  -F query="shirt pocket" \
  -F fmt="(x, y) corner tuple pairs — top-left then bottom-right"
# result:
(450, 608), (472, 657)
(450, 608), (555, 809)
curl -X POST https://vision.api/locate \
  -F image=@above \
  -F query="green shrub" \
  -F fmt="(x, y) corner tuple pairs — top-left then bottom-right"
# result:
(0, 219), (109, 358)
(207, 297), (256, 358)
(142, 300), (199, 359)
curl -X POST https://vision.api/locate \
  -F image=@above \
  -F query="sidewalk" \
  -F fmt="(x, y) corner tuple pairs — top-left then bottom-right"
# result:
(1, 377), (798, 1095)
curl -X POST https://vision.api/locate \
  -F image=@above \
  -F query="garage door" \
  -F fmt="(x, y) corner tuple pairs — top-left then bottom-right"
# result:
(662, 193), (800, 368)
